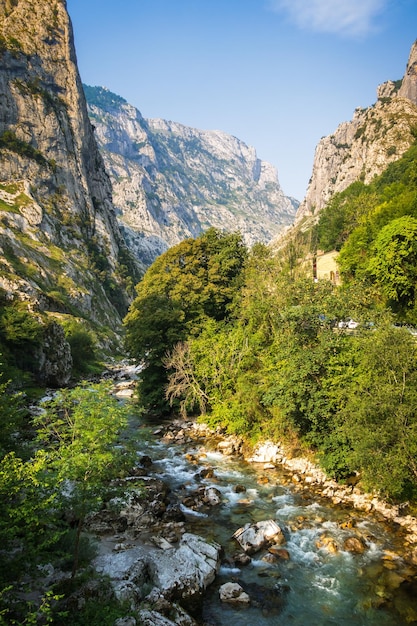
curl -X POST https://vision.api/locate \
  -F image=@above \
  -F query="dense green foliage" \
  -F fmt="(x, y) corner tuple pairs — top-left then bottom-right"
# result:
(124, 228), (247, 412)
(0, 290), (104, 386)
(164, 245), (417, 502)
(62, 318), (98, 376)
(317, 142), (417, 321)
(126, 168), (417, 503)
(0, 382), (134, 623)
(0, 305), (42, 379)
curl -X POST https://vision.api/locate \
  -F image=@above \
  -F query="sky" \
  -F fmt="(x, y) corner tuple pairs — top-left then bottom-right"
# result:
(66, 0), (417, 201)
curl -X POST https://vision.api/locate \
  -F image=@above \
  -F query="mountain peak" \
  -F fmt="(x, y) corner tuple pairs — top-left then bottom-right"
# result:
(85, 85), (298, 267)
(398, 39), (417, 105)
(295, 39), (417, 222)
(0, 0), (140, 332)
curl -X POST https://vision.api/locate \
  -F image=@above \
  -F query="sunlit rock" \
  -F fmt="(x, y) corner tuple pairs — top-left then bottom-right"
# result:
(233, 520), (285, 554)
(219, 582), (250, 605)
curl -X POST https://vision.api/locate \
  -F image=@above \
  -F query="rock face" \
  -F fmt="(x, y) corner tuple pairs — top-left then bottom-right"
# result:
(398, 40), (417, 104)
(0, 0), (140, 329)
(35, 321), (72, 386)
(84, 86), (298, 267)
(296, 40), (417, 222)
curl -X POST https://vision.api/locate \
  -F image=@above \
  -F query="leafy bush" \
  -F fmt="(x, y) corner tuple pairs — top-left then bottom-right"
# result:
(0, 130), (47, 165)
(0, 304), (43, 381)
(63, 319), (98, 376)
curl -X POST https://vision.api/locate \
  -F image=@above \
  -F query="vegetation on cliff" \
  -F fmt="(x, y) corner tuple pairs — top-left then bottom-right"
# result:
(316, 141), (417, 322)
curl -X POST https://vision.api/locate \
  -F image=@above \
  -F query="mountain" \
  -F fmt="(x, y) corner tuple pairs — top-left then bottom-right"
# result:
(296, 40), (417, 222)
(84, 85), (298, 266)
(0, 0), (140, 334)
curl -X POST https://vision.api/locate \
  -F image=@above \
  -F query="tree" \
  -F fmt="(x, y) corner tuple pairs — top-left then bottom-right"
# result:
(0, 305), (43, 380)
(367, 215), (417, 316)
(0, 376), (25, 456)
(62, 319), (98, 376)
(0, 449), (58, 587)
(34, 382), (132, 577)
(124, 228), (247, 413)
(341, 324), (417, 500)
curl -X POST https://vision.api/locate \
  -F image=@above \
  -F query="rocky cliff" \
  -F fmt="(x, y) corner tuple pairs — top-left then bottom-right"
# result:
(296, 40), (417, 222)
(0, 0), (140, 332)
(85, 86), (298, 266)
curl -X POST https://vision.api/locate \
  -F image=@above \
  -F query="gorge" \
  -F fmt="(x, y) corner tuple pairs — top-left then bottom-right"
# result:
(1, 1), (417, 625)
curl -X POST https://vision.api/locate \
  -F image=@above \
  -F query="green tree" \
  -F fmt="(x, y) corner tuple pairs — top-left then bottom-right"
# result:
(0, 305), (43, 379)
(317, 182), (377, 252)
(124, 228), (247, 413)
(62, 319), (98, 376)
(0, 450), (58, 585)
(341, 324), (417, 500)
(367, 215), (417, 316)
(34, 382), (132, 577)
(0, 375), (25, 456)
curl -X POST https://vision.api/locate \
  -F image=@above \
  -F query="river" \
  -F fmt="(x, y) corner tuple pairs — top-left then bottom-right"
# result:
(132, 417), (417, 626)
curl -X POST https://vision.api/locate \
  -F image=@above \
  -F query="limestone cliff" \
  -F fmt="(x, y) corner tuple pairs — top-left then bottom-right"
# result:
(0, 0), (140, 332)
(296, 40), (417, 222)
(85, 86), (298, 266)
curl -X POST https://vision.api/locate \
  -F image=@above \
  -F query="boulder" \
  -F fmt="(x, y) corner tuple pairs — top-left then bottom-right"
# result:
(343, 536), (366, 554)
(94, 533), (221, 616)
(217, 436), (243, 456)
(268, 547), (290, 560)
(35, 321), (72, 386)
(219, 582), (250, 605)
(233, 552), (252, 566)
(138, 607), (197, 626)
(203, 487), (222, 506)
(233, 520), (285, 554)
(316, 535), (338, 554)
(138, 610), (178, 626)
(248, 441), (282, 464)
(150, 533), (221, 599)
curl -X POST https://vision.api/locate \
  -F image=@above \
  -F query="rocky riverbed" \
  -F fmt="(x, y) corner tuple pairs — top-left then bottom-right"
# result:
(79, 367), (417, 626)
(34, 362), (416, 626)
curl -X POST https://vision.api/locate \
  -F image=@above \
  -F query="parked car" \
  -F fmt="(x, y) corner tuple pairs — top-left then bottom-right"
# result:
(338, 318), (358, 330)
(347, 319), (359, 329)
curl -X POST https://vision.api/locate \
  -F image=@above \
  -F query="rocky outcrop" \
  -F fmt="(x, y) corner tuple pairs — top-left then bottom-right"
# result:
(85, 86), (298, 266)
(398, 40), (417, 104)
(296, 40), (417, 222)
(35, 320), (72, 386)
(0, 1), (140, 331)
(94, 533), (221, 616)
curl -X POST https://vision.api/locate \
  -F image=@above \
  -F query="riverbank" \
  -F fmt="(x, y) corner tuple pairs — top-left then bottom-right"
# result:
(83, 362), (417, 625)
(159, 416), (417, 557)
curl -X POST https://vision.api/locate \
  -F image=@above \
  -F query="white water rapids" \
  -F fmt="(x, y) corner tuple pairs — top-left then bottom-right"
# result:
(137, 433), (417, 626)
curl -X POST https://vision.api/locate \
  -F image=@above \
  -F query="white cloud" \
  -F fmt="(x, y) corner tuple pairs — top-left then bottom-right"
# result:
(268, 0), (387, 36)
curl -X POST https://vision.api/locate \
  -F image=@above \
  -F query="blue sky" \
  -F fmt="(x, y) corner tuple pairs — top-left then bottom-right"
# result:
(67, 0), (417, 201)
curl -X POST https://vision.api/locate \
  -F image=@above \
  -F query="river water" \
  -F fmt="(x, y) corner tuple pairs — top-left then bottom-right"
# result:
(131, 421), (417, 626)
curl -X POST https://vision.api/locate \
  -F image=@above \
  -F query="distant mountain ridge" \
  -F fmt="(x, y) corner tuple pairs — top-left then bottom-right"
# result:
(85, 85), (298, 266)
(296, 40), (417, 223)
